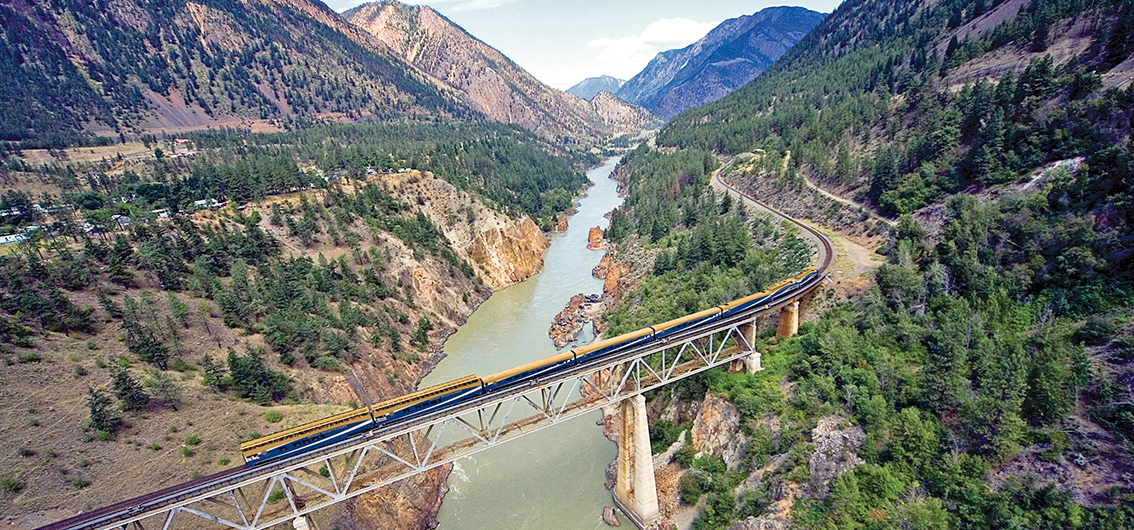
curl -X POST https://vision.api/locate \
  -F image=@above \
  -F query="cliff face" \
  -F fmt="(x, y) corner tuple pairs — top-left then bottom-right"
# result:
(465, 217), (549, 290)
(378, 170), (551, 292)
(616, 7), (825, 119)
(345, 1), (657, 142)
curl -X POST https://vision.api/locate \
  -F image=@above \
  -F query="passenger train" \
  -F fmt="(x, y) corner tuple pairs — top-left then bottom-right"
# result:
(240, 266), (821, 467)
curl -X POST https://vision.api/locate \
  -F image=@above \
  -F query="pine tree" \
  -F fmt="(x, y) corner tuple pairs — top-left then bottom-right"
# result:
(87, 387), (120, 436)
(145, 369), (182, 410)
(200, 354), (227, 390)
(111, 366), (149, 411)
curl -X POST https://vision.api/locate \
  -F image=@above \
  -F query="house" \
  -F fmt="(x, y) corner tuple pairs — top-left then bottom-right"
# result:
(0, 234), (27, 245)
(192, 198), (225, 210)
(111, 215), (132, 229)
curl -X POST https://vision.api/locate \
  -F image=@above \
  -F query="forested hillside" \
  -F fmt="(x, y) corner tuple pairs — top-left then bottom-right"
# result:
(0, 0), (471, 146)
(601, 0), (1134, 528)
(0, 121), (588, 527)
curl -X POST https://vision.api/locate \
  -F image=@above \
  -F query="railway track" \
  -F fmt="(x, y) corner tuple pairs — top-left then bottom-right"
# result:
(713, 170), (834, 275)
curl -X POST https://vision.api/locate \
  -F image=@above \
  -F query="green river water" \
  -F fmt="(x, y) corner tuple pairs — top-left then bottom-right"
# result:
(418, 157), (629, 529)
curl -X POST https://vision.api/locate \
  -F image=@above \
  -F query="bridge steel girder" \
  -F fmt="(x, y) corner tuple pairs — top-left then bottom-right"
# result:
(51, 281), (823, 530)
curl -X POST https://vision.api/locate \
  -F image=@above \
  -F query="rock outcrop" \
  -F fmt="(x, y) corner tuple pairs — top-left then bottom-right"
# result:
(603, 264), (624, 298)
(808, 415), (866, 497)
(588, 227), (605, 250)
(338, 461), (451, 530)
(593, 253), (612, 278)
(465, 217), (549, 290)
(690, 393), (749, 468)
(602, 506), (621, 527)
(378, 170), (550, 292)
(549, 293), (605, 349)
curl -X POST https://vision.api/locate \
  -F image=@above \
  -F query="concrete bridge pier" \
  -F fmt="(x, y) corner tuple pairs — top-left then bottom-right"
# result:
(729, 320), (762, 374)
(613, 394), (659, 528)
(776, 300), (800, 339)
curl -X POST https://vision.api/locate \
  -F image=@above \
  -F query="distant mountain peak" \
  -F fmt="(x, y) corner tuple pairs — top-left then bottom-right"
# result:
(617, 5), (826, 120)
(346, 1), (655, 142)
(566, 76), (626, 101)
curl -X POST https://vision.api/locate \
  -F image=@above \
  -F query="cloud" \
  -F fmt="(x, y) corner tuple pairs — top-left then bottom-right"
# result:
(587, 17), (716, 79)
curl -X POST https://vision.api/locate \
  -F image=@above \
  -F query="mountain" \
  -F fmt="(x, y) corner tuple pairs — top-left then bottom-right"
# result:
(616, 6), (825, 119)
(345, 1), (657, 143)
(0, 0), (476, 144)
(566, 75), (625, 100)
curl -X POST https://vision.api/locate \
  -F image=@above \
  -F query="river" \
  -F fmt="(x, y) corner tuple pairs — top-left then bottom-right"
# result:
(418, 157), (629, 529)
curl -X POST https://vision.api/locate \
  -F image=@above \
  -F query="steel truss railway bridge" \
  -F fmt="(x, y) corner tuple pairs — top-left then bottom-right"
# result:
(40, 179), (833, 530)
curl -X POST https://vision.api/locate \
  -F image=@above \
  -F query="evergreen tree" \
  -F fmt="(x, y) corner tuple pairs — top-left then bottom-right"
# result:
(200, 354), (227, 391)
(86, 387), (120, 436)
(145, 369), (182, 410)
(111, 366), (149, 411)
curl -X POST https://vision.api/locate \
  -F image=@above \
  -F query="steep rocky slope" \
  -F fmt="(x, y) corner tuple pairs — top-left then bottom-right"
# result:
(0, 0), (473, 143)
(0, 162), (555, 530)
(616, 6), (825, 119)
(566, 75), (626, 101)
(345, 1), (657, 142)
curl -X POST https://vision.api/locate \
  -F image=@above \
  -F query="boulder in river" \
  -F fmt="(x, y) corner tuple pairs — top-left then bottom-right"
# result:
(603, 506), (621, 527)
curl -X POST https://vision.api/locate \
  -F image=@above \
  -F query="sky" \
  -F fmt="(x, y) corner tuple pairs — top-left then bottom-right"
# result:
(325, 0), (844, 89)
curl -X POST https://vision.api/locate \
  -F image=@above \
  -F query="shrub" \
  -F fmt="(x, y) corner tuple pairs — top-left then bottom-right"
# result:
(675, 442), (697, 467)
(267, 488), (286, 504)
(17, 352), (41, 363)
(147, 443), (162, 451)
(649, 419), (684, 454)
(218, 457), (230, 466)
(264, 410), (283, 423)
(184, 434), (201, 446)
(1073, 314), (1119, 345)
(181, 447), (193, 458)
(310, 356), (346, 372)
(86, 387), (120, 437)
(70, 477), (90, 489)
(17, 447), (34, 457)
(1, 477), (23, 492)
(679, 472), (704, 504)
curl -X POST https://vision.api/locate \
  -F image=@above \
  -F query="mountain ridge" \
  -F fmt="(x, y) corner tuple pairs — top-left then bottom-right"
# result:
(345, 1), (656, 143)
(616, 6), (825, 119)
(0, 0), (477, 144)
